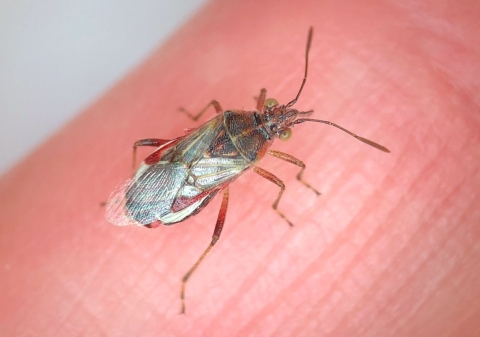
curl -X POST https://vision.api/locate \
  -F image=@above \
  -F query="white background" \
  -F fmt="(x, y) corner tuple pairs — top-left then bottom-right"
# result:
(0, 0), (208, 175)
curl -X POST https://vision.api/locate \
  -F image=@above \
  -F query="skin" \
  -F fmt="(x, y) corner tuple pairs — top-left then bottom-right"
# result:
(1, 0), (479, 336)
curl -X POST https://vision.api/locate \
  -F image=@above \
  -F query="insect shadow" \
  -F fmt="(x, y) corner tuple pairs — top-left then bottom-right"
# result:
(106, 27), (389, 314)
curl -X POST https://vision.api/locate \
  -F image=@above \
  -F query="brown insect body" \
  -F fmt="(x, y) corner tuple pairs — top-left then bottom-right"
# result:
(120, 111), (267, 227)
(106, 27), (389, 313)
(223, 110), (274, 162)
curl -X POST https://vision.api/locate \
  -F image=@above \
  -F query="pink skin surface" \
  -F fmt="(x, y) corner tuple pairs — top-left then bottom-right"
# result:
(1, 1), (480, 336)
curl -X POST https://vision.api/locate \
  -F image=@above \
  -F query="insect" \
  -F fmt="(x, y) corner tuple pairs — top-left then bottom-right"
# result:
(106, 27), (389, 313)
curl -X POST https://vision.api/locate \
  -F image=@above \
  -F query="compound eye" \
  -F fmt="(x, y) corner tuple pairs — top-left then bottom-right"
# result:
(279, 128), (292, 141)
(264, 98), (279, 108)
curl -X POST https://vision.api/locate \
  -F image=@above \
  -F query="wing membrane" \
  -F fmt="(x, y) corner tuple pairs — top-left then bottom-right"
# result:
(106, 115), (251, 227)
(106, 162), (188, 226)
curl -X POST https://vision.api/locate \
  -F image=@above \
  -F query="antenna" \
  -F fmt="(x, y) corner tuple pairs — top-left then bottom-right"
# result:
(293, 118), (391, 152)
(286, 27), (313, 108)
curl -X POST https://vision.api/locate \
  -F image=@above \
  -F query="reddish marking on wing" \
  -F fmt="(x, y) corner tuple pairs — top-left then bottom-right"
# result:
(171, 189), (218, 213)
(144, 136), (184, 166)
(145, 221), (162, 228)
(184, 127), (199, 133)
(144, 149), (164, 166)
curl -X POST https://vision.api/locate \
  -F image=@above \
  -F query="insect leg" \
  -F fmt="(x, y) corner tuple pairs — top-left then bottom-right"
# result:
(179, 100), (223, 121)
(267, 150), (321, 196)
(255, 88), (267, 111)
(180, 187), (229, 314)
(132, 139), (171, 173)
(253, 166), (293, 227)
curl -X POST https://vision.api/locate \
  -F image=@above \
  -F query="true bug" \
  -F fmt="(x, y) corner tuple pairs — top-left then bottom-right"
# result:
(106, 27), (389, 313)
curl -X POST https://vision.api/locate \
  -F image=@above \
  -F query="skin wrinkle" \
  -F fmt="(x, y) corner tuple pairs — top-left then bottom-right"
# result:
(394, 208), (480, 337)
(290, 148), (380, 306)
(408, 11), (480, 107)
(261, 165), (392, 336)
(350, 157), (478, 334)
(109, 231), (171, 329)
(218, 187), (292, 313)
(403, 244), (476, 337)
(308, 41), (413, 140)
(294, 169), (418, 335)
(238, 239), (312, 336)
(204, 186), (280, 308)
(284, 136), (454, 335)
(51, 232), (126, 332)
(109, 254), (164, 320)
(218, 228), (294, 315)
(447, 299), (480, 337)
(422, 55), (478, 119)
(336, 180), (466, 337)
(239, 125), (404, 336)
(445, 243), (480, 336)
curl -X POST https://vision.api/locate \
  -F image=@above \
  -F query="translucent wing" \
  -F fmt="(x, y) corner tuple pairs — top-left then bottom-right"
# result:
(106, 178), (141, 227)
(106, 161), (188, 226)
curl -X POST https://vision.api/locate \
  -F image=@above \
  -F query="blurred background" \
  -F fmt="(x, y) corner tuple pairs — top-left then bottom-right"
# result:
(0, 0), (208, 176)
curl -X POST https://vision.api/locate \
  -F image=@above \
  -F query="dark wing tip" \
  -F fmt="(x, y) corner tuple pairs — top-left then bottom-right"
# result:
(359, 137), (390, 153)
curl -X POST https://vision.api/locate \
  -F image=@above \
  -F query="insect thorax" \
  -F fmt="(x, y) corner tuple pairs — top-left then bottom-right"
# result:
(223, 110), (273, 163)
